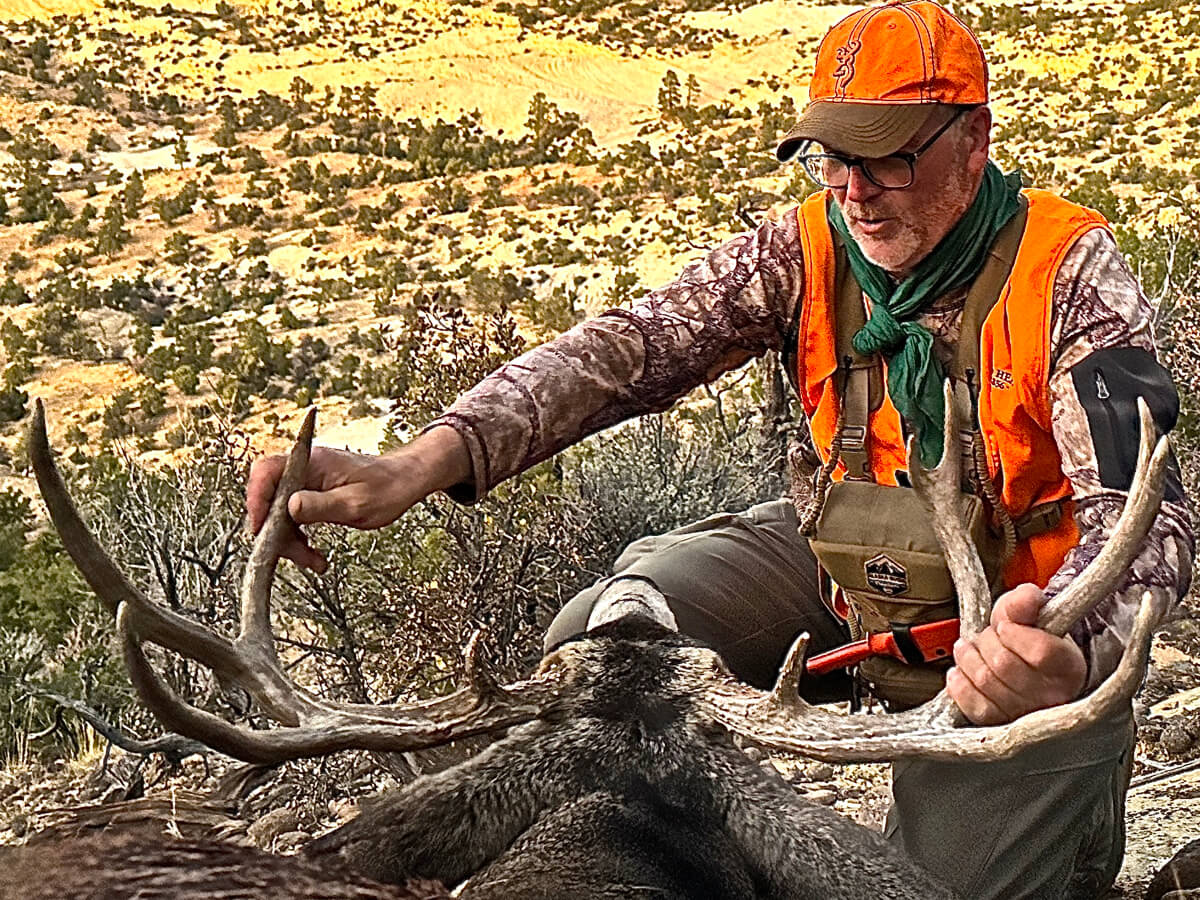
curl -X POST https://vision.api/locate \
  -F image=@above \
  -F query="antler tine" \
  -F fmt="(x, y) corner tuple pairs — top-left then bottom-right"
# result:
(30, 399), (145, 619)
(463, 628), (500, 697)
(29, 400), (247, 675)
(213, 409), (327, 725)
(1037, 398), (1168, 635)
(907, 380), (992, 637)
(767, 632), (812, 715)
(241, 407), (316, 645)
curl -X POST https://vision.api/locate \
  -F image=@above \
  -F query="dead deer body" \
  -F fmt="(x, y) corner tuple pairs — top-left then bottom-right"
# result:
(0, 830), (450, 900)
(22, 384), (1170, 899)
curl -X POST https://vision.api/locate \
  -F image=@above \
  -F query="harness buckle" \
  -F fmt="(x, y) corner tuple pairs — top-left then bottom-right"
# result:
(841, 424), (867, 451)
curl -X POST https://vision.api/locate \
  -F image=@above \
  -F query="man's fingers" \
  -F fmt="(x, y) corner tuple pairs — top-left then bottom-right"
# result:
(991, 582), (1044, 627)
(973, 627), (1039, 692)
(993, 620), (1060, 672)
(995, 621), (1087, 702)
(248, 516), (328, 574)
(952, 637), (1027, 721)
(285, 538), (328, 574)
(946, 666), (1010, 726)
(290, 488), (346, 527)
(246, 454), (287, 534)
(289, 485), (381, 529)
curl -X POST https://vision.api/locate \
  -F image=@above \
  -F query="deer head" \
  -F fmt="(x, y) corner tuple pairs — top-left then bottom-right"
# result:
(27, 383), (1168, 764)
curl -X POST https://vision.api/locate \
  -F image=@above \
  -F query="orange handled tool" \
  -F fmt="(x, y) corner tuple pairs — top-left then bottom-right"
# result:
(804, 618), (961, 676)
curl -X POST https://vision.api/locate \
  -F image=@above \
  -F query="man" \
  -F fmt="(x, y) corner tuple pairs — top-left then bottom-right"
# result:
(247, 1), (1195, 896)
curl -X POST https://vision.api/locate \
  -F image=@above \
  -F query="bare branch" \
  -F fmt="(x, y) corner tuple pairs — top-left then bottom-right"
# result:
(29, 688), (208, 764)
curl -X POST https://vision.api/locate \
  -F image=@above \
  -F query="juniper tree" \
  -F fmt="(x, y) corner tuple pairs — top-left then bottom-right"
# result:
(123, 169), (144, 217)
(289, 75), (313, 113)
(92, 198), (130, 258)
(214, 96), (239, 148)
(658, 69), (682, 119)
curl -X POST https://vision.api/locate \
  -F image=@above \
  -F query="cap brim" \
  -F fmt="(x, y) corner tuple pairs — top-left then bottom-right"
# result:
(776, 102), (936, 161)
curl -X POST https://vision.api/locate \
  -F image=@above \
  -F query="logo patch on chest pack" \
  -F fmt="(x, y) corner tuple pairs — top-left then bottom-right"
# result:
(864, 554), (908, 596)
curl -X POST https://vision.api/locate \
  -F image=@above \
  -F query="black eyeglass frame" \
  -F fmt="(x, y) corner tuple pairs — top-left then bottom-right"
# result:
(795, 107), (972, 191)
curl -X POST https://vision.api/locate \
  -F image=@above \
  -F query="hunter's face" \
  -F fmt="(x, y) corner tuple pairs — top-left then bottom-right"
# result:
(830, 106), (991, 277)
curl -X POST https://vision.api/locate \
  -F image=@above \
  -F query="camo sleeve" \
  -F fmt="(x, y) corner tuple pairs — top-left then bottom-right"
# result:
(427, 213), (805, 502)
(1045, 227), (1195, 691)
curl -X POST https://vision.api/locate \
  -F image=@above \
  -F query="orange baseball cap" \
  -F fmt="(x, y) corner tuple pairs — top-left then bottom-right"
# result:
(776, 0), (988, 161)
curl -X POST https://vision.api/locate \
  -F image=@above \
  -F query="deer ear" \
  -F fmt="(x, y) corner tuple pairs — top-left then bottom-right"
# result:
(586, 576), (677, 632)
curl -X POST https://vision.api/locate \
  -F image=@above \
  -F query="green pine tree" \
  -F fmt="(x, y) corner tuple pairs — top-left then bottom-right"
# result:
(124, 169), (144, 217)
(214, 96), (239, 148)
(93, 198), (130, 258)
(658, 70), (682, 119)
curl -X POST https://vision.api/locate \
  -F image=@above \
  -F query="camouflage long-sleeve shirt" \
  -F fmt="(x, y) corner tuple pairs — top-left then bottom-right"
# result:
(430, 207), (1195, 688)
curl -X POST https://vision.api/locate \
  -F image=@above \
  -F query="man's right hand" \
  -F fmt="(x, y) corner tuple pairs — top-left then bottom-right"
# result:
(245, 425), (472, 573)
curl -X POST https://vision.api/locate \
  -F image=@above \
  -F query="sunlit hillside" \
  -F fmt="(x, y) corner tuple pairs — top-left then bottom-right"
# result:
(0, 0), (1195, 465)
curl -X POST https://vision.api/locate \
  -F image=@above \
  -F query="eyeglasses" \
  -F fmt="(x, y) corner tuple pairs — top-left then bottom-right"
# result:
(795, 108), (969, 191)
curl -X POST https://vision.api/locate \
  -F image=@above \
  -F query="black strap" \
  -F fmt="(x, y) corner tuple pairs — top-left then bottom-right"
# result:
(890, 624), (927, 665)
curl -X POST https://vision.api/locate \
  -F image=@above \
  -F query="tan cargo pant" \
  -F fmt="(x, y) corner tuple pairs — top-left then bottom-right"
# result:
(545, 499), (1134, 900)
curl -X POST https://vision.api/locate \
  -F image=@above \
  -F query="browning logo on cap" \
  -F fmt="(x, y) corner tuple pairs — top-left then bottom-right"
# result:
(832, 39), (862, 98)
(865, 553), (908, 596)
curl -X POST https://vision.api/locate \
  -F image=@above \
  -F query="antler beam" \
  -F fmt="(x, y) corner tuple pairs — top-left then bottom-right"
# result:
(31, 401), (563, 765)
(704, 384), (1169, 762)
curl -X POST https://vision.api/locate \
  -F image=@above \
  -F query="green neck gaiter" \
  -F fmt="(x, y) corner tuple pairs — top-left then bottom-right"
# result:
(828, 161), (1023, 467)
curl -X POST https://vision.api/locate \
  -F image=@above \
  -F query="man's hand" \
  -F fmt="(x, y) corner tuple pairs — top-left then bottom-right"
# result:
(245, 425), (471, 573)
(946, 583), (1087, 725)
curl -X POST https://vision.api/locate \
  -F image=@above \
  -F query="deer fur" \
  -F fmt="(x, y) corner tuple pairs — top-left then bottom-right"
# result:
(304, 617), (959, 899)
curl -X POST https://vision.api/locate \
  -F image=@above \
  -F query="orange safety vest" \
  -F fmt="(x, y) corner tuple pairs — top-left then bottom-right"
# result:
(794, 188), (1109, 590)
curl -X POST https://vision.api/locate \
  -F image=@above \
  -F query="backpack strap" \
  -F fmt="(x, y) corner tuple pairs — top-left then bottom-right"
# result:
(951, 195), (1029, 382)
(832, 239), (876, 480)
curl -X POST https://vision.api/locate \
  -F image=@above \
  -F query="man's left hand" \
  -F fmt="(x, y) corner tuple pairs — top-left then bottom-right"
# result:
(946, 583), (1087, 725)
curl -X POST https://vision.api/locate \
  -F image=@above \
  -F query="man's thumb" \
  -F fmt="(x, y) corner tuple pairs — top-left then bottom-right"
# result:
(288, 490), (329, 526)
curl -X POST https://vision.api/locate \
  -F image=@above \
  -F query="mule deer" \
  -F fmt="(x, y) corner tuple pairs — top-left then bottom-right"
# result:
(16, 384), (1169, 898)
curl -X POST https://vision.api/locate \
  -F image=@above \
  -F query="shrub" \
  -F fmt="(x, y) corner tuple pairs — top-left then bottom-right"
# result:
(171, 364), (199, 395)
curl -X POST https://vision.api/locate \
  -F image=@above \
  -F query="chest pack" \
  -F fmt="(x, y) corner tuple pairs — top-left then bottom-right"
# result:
(801, 199), (1063, 709)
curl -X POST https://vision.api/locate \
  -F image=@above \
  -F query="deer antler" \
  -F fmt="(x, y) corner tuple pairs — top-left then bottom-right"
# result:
(30, 401), (564, 765)
(703, 382), (1170, 762)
